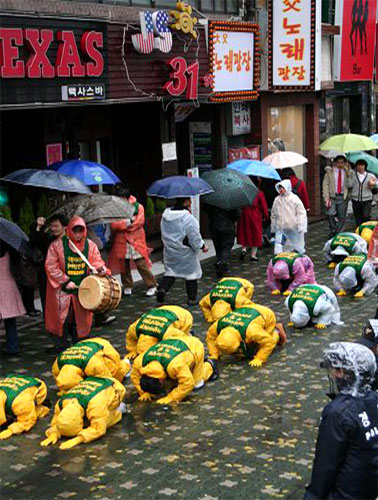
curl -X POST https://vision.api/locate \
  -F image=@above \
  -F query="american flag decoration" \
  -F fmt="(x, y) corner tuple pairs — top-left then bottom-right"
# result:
(152, 11), (173, 53)
(132, 11), (154, 54)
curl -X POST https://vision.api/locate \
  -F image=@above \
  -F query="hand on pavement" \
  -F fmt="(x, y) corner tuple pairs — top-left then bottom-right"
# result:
(138, 393), (153, 402)
(125, 352), (137, 360)
(156, 396), (174, 405)
(59, 437), (83, 450)
(315, 323), (327, 330)
(336, 290), (347, 296)
(354, 290), (365, 298)
(287, 321), (294, 327)
(328, 262), (336, 269)
(41, 434), (59, 447)
(249, 358), (263, 368)
(271, 289), (281, 295)
(0, 429), (13, 440)
(282, 290), (291, 296)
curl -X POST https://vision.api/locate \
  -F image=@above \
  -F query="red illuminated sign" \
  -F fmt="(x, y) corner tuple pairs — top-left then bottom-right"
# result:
(0, 28), (104, 78)
(164, 56), (199, 100)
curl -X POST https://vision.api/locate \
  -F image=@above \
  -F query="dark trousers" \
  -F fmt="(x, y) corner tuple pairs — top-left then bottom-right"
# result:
(159, 276), (197, 301)
(352, 200), (372, 227)
(4, 318), (19, 354)
(52, 305), (80, 352)
(38, 269), (47, 317)
(122, 258), (156, 289)
(326, 195), (348, 237)
(209, 228), (235, 272)
(21, 286), (35, 313)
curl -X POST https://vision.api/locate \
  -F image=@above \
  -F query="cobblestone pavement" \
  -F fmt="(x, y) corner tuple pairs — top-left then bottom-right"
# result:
(1, 216), (377, 500)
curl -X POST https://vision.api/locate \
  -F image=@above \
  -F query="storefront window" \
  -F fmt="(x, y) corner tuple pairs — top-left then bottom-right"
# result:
(267, 105), (305, 178)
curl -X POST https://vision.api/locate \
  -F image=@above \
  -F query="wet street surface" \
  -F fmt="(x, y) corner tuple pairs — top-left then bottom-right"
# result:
(1, 217), (377, 500)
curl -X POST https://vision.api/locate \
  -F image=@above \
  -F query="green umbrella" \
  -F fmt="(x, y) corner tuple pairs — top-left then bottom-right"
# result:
(345, 151), (378, 175)
(201, 169), (258, 210)
(320, 133), (378, 153)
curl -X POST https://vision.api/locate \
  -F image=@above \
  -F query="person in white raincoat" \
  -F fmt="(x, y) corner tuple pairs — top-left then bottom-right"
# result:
(270, 179), (308, 254)
(285, 284), (343, 329)
(333, 253), (378, 298)
(157, 198), (208, 305)
(323, 232), (367, 268)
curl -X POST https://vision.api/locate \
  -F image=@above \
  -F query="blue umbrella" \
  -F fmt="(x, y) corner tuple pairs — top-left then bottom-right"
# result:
(147, 176), (214, 198)
(49, 159), (120, 186)
(1, 169), (91, 194)
(228, 159), (281, 181)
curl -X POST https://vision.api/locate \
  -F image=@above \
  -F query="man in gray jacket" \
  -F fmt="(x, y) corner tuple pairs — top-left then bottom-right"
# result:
(350, 159), (377, 226)
(322, 155), (353, 238)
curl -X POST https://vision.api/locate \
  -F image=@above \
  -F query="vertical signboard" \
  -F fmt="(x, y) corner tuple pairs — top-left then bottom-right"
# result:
(187, 167), (200, 223)
(334, 0), (377, 81)
(189, 122), (212, 173)
(269, 0), (321, 90)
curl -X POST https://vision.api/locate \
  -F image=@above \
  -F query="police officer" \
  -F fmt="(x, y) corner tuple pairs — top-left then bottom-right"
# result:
(304, 342), (378, 499)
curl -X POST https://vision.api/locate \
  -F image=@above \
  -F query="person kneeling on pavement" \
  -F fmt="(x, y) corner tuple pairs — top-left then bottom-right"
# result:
(199, 277), (255, 323)
(267, 252), (317, 296)
(126, 305), (193, 359)
(285, 284), (342, 329)
(41, 376), (126, 450)
(304, 342), (378, 500)
(356, 220), (378, 245)
(334, 253), (378, 298)
(53, 337), (130, 393)
(206, 304), (287, 368)
(323, 232), (367, 269)
(130, 337), (218, 404)
(0, 374), (49, 440)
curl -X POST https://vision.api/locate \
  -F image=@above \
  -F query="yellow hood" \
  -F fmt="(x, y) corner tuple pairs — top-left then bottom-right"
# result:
(56, 365), (84, 392)
(216, 327), (242, 354)
(0, 391), (7, 426)
(140, 360), (166, 379)
(212, 301), (233, 322)
(360, 228), (373, 243)
(57, 399), (84, 437)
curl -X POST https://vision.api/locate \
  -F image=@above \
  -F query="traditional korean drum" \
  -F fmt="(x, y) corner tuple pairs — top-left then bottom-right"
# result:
(78, 275), (122, 313)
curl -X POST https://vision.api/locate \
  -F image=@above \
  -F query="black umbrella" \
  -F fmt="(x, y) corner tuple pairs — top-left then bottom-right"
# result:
(1, 169), (92, 194)
(201, 169), (258, 210)
(0, 217), (33, 256)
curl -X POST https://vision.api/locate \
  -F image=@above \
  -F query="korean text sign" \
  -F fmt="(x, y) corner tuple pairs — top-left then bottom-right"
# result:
(333, 0), (377, 81)
(209, 21), (259, 102)
(270, 0), (319, 89)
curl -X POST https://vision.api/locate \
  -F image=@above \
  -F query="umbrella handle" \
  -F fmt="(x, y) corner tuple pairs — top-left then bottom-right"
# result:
(67, 238), (98, 274)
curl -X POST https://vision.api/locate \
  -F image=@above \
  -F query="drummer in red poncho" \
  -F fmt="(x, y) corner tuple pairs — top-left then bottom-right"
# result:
(107, 186), (157, 297)
(237, 177), (269, 262)
(45, 216), (109, 353)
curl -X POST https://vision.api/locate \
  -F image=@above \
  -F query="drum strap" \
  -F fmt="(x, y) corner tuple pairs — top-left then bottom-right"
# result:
(68, 238), (97, 274)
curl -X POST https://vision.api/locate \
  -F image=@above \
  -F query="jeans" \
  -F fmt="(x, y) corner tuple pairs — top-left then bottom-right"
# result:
(4, 317), (19, 354)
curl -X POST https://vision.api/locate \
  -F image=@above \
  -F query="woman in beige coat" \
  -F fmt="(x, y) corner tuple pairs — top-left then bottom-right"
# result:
(270, 179), (308, 254)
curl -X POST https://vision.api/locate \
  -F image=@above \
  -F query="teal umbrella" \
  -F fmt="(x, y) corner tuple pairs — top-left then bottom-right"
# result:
(346, 151), (378, 176)
(201, 169), (258, 210)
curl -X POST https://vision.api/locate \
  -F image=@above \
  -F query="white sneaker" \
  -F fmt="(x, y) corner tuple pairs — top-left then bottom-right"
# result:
(146, 287), (157, 297)
(123, 287), (132, 296)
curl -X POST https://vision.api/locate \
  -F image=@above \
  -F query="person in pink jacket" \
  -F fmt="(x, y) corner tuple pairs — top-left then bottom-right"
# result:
(107, 186), (157, 297)
(266, 252), (317, 296)
(45, 216), (108, 352)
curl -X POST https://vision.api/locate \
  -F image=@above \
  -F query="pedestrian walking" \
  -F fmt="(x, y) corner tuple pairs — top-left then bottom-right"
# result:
(157, 198), (208, 305)
(281, 168), (310, 210)
(108, 186), (157, 297)
(237, 179), (269, 261)
(304, 342), (378, 500)
(270, 179), (308, 254)
(45, 216), (109, 353)
(0, 245), (26, 356)
(322, 154), (354, 238)
(204, 203), (239, 276)
(350, 159), (377, 226)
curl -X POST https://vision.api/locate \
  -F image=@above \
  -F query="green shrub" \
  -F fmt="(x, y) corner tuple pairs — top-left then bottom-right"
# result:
(18, 198), (34, 235)
(145, 197), (155, 218)
(37, 194), (52, 218)
(0, 205), (13, 221)
(155, 198), (166, 213)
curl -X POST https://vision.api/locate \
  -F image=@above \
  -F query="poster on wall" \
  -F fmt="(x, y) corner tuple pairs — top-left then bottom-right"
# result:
(187, 167), (200, 223)
(333, 0), (377, 81)
(229, 102), (251, 135)
(189, 122), (212, 173)
(269, 0), (321, 90)
(228, 146), (260, 163)
(46, 143), (62, 166)
(208, 21), (260, 102)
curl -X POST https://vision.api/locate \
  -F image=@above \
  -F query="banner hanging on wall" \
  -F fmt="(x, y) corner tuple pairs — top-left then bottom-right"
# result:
(208, 21), (260, 102)
(333, 0), (377, 81)
(269, 0), (321, 90)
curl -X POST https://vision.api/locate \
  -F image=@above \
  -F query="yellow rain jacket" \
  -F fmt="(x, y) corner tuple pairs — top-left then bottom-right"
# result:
(52, 338), (130, 393)
(356, 221), (378, 244)
(131, 336), (214, 404)
(199, 277), (255, 323)
(41, 376), (126, 449)
(206, 304), (285, 367)
(0, 375), (49, 439)
(125, 305), (193, 359)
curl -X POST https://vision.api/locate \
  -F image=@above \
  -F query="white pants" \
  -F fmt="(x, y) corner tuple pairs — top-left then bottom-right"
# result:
(274, 230), (305, 254)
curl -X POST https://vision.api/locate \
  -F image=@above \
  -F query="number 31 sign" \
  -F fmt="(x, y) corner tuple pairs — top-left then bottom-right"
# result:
(164, 57), (199, 100)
